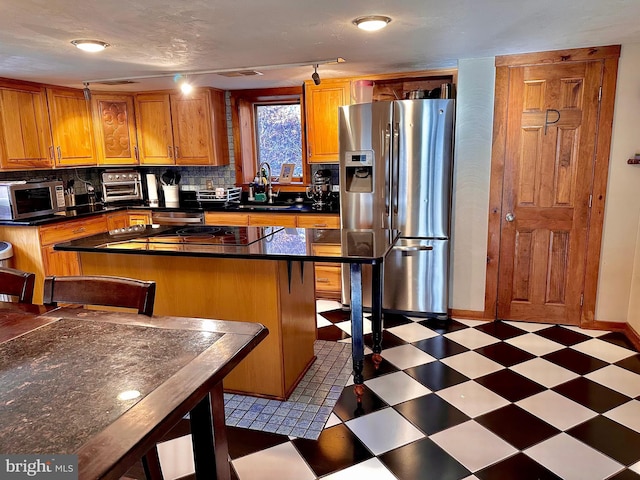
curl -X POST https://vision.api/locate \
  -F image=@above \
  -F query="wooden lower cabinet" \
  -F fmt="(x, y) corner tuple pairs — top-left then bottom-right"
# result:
(312, 244), (342, 300)
(0, 215), (109, 304)
(127, 211), (152, 225)
(39, 216), (109, 281)
(205, 212), (249, 226)
(106, 211), (129, 230)
(205, 212), (342, 299)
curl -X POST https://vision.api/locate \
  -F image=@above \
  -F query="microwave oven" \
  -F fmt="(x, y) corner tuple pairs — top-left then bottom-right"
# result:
(0, 181), (66, 220)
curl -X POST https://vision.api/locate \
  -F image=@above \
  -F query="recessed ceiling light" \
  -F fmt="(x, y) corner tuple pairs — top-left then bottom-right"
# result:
(71, 39), (110, 53)
(353, 15), (392, 32)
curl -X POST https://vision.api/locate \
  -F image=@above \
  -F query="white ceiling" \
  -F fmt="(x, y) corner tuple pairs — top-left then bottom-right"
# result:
(2, 0), (640, 91)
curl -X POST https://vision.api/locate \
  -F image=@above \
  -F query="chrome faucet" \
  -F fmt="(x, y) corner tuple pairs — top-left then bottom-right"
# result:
(259, 162), (279, 204)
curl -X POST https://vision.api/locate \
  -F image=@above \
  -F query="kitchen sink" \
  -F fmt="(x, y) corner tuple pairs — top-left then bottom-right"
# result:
(236, 204), (296, 211)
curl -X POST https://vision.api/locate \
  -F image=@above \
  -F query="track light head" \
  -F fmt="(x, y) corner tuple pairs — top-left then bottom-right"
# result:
(312, 64), (321, 85)
(82, 82), (91, 101)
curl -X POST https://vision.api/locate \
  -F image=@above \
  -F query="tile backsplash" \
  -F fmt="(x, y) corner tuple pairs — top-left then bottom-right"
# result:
(0, 163), (339, 195)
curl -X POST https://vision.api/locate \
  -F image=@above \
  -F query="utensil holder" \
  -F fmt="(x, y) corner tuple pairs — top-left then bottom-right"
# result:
(162, 185), (179, 207)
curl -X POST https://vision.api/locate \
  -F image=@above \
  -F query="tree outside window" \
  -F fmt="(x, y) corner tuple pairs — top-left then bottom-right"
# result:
(255, 104), (302, 180)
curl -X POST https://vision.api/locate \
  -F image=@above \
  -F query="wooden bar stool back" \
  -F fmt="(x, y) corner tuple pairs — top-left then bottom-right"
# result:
(0, 267), (36, 303)
(42, 275), (156, 316)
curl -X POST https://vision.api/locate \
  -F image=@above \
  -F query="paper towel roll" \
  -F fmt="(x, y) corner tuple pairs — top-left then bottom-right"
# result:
(146, 174), (159, 206)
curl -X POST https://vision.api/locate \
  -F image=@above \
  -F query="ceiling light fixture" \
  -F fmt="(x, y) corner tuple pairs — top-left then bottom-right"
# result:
(353, 15), (392, 31)
(71, 39), (110, 52)
(311, 65), (321, 85)
(83, 57), (346, 86)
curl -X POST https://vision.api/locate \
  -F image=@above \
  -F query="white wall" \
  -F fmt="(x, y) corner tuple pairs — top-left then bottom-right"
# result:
(450, 48), (640, 327)
(597, 43), (640, 326)
(450, 58), (495, 313)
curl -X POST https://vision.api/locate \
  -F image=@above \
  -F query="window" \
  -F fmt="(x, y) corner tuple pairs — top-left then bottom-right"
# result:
(231, 87), (310, 187)
(255, 103), (303, 180)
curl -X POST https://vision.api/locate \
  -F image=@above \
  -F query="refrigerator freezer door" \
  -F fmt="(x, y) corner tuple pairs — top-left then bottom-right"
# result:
(392, 100), (455, 237)
(339, 102), (393, 230)
(383, 238), (449, 316)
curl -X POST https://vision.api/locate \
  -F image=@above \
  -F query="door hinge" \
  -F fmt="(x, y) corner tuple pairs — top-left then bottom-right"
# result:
(588, 194), (593, 208)
(598, 86), (602, 102)
(580, 294), (584, 306)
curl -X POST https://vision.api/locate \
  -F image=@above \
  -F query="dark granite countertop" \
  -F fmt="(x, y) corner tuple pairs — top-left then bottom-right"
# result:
(54, 224), (395, 264)
(0, 199), (339, 227)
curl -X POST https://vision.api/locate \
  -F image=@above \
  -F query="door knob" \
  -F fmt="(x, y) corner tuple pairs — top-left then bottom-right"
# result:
(505, 212), (515, 222)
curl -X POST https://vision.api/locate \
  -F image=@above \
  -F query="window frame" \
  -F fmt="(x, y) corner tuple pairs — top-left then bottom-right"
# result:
(230, 87), (310, 189)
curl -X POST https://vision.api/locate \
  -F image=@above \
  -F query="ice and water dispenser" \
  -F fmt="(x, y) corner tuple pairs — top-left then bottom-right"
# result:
(344, 150), (374, 193)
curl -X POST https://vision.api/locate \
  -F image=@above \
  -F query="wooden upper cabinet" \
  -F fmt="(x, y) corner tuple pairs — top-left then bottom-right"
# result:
(134, 93), (174, 165)
(91, 93), (139, 165)
(304, 80), (351, 163)
(0, 82), (54, 169)
(46, 87), (97, 166)
(135, 88), (229, 166)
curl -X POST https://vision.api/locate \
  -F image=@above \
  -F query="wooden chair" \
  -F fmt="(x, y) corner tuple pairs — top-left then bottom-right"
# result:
(0, 266), (36, 303)
(42, 275), (156, 316)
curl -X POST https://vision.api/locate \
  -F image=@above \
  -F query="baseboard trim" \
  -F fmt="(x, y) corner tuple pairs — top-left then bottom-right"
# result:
(449, 309), (494, 321)
(624, 323), (640, 351)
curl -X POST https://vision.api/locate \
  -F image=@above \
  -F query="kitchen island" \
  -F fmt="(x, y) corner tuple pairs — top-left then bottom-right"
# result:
(54, 225), (394, 400)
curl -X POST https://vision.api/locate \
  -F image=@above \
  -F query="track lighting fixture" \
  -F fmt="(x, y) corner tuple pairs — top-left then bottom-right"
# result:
(312, 64), (321, 85)
(84, 58), (345, 89)
(82, 82), (91, 101)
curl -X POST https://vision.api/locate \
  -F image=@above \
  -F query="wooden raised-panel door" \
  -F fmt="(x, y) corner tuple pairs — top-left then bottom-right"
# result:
(0, 83), (54, 169)
(170, 91), (213, 165)
(134, 93), (174, 165)
(305, 80), (350, 163)
(497, 61), (602, 325)
(91, 94), (138, 165)
(46, 88), (96, 166)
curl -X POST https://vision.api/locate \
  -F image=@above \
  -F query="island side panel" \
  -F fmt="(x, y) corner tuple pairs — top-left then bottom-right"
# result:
(79, 252), (316, 399)
(0, 226), (46, 303)
(277, 260), (317, 397)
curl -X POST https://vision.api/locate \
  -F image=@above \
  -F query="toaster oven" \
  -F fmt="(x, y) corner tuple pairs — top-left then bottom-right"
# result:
(101, 170), (143, 203)
(0, 180), (66, 220)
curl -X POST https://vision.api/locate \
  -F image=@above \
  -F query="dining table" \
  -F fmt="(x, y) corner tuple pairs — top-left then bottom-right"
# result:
(0, 301), (268, 480)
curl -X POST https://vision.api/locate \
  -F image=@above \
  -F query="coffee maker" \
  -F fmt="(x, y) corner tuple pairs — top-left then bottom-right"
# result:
(306, 169), (333, 210)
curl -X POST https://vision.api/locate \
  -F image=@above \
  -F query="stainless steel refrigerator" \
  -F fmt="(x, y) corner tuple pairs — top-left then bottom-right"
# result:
(339, 99), (455, 317)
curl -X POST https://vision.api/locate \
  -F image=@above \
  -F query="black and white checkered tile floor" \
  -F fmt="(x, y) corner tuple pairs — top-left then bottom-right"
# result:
(159, 300), (640, 480)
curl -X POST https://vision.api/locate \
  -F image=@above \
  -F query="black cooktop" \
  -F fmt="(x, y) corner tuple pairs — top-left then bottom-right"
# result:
(150, 225), (275, 246)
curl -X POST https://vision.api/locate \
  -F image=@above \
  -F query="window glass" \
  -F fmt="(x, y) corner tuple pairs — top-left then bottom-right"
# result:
(255, 104), (303, 180)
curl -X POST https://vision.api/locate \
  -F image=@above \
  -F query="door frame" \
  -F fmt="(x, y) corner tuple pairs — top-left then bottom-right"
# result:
(484, 45), (620, 326)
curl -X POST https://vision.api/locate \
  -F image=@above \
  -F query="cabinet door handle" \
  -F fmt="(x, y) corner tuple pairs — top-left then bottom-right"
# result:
(313, 223), (328, 227)
(72, 227), (86, 234)
(134, 145), (139, 161)
(317, 278), (330, 283)
(168, 145), (173, 159)
(56, 146), (62, 160)
(49, 146), (55, 160)
(174, 146), (179, 158)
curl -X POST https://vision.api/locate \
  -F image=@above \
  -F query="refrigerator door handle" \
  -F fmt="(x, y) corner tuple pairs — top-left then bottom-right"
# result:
(392, 244), (434, 256)
(392, 245), (434, 251)
(392, 122), (400, 218)
(384, 123), (392, 228)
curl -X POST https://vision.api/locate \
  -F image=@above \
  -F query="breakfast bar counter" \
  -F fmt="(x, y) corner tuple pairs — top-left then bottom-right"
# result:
(54, 225), (395, 400)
